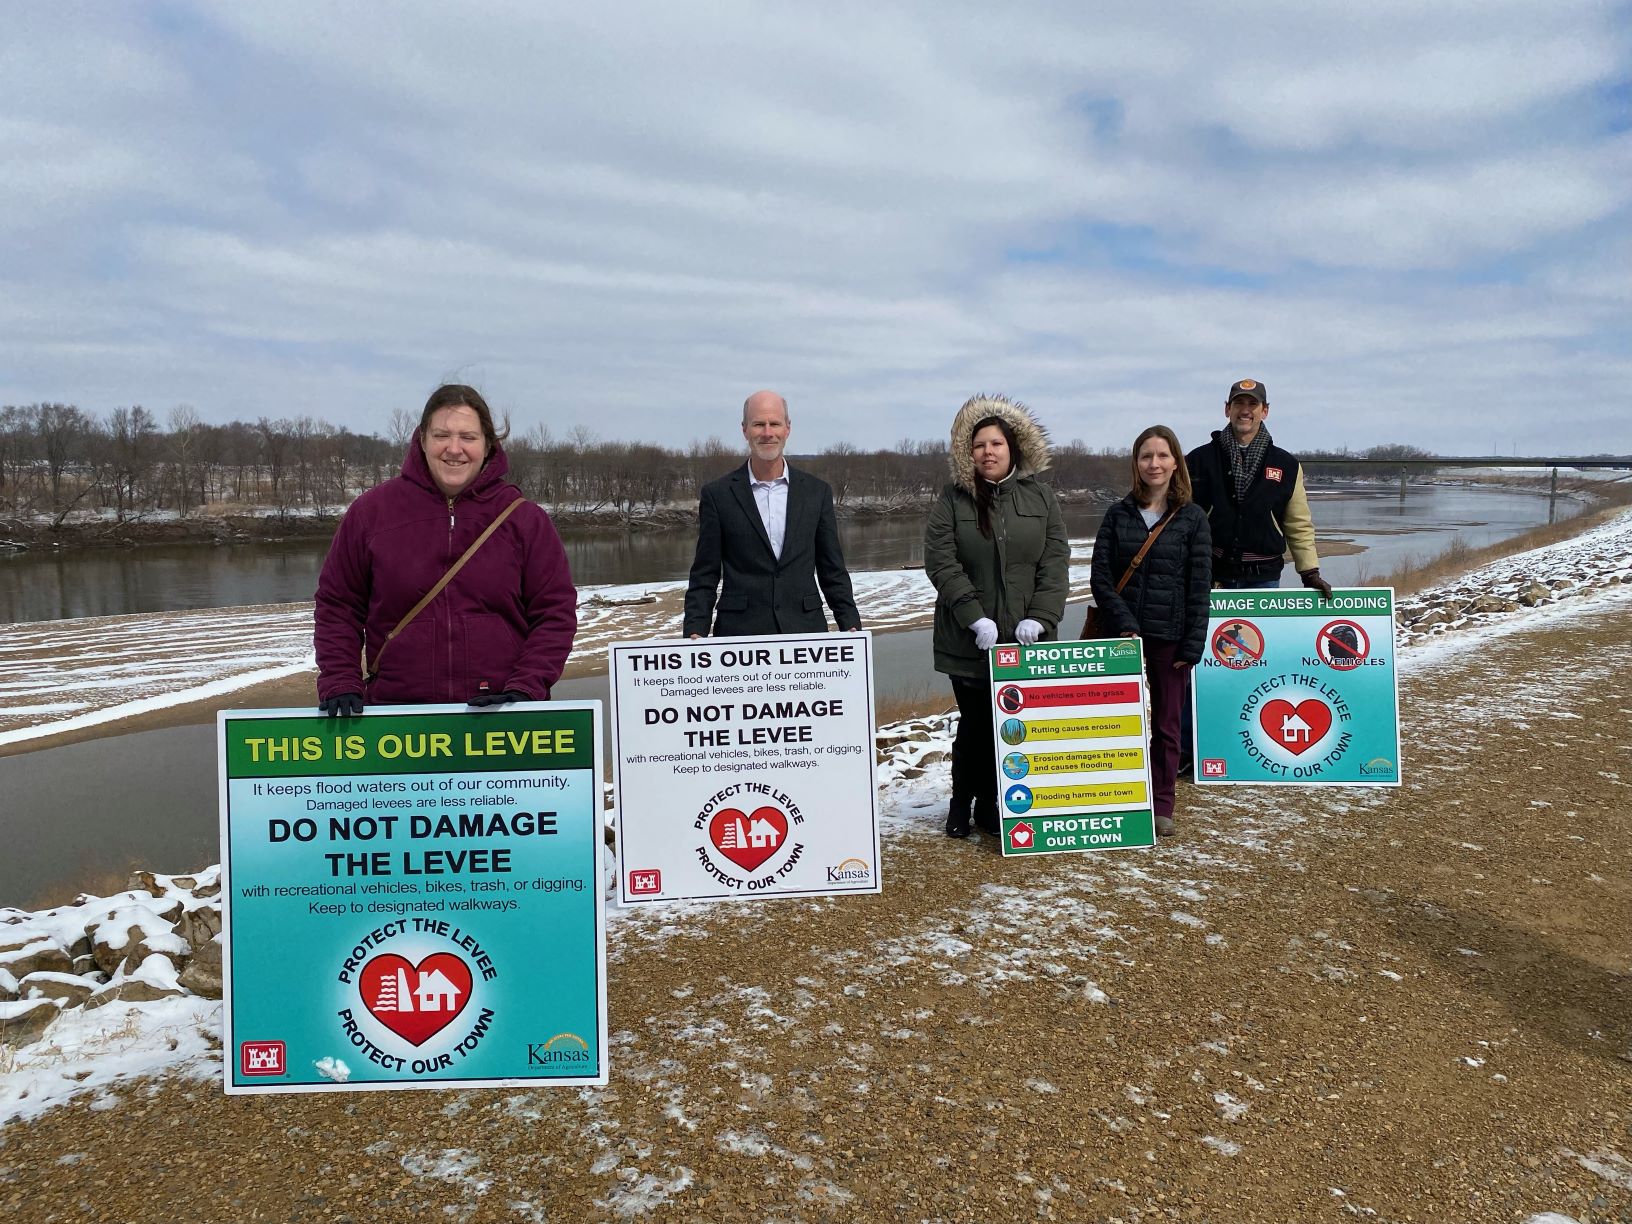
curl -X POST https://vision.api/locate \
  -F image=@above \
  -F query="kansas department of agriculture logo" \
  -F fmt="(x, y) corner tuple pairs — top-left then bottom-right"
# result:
(528, 1032), (592, 1067)
(1358, 757), (1396, 778)
(1106, 640), (1137, 659)
(825, 857), (872, 885)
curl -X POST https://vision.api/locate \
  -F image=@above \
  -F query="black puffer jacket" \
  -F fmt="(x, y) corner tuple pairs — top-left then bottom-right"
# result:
(1088, 497), (1212, 664)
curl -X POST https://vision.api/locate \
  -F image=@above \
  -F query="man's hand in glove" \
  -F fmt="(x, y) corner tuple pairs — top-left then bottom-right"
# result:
(319, 693), (364, 717)
(1299, 568), (1334, 601)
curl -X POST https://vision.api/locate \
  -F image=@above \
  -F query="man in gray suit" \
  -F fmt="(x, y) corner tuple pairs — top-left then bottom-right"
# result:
(683, 390), (861, 638)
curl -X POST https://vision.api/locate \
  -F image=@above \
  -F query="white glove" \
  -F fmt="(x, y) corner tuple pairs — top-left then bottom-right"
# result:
(971, 618), (999, 651)
(1015, 618), (1044, 645)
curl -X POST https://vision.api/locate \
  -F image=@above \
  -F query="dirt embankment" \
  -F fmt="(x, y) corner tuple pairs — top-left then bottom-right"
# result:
(4, 591), (1630, 1222)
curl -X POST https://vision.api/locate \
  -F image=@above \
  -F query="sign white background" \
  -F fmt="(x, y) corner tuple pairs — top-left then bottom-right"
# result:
(609, 632), (881, 905)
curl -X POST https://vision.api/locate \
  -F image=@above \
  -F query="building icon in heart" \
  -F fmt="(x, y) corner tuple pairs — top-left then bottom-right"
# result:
(359, 952), (474, 1046)
(708, 805), (789, 872)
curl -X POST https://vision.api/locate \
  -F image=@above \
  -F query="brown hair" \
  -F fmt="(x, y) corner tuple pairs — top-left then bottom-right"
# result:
(417, 384), (509, 452)
(1130, 424), (1191, 508)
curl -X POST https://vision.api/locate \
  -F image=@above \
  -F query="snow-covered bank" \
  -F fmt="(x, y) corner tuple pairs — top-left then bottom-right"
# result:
(0, 546), (1096, 747)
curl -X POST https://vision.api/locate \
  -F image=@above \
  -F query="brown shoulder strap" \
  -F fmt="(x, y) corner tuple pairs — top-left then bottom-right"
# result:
(1113, 506), (1177, 593)
(363, 496), (526, 684)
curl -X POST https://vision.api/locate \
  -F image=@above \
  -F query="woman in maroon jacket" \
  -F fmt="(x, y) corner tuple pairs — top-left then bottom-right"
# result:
(314, 385), (577, 712)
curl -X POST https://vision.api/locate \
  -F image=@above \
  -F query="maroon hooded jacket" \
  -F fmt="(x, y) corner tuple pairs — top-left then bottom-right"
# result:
(314, 442), (577, 705)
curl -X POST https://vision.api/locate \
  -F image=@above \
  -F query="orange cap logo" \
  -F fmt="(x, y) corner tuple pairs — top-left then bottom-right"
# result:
(1238, 380), (1257, 390)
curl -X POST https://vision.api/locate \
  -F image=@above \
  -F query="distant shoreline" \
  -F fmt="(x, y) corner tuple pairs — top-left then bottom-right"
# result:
(0, 474), (1578, 556)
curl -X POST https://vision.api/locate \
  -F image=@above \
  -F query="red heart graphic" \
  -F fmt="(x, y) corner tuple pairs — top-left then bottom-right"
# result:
(708, 805), (789, 872)
(359, 953), (473, 1046)
(1260, 698), (1333, 756)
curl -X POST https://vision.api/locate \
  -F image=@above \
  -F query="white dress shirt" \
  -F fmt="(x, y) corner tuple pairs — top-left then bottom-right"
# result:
(748, 462), (790, 560)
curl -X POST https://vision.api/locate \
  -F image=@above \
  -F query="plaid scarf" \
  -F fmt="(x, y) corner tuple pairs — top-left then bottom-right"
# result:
(1229, 425), (1272, 501)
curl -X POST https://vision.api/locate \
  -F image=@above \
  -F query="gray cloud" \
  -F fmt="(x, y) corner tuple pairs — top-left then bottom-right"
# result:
(2, 1), (1627, 455)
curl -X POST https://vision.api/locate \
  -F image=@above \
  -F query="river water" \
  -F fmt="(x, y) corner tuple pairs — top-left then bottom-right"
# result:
(0, 484), (1570, 624)
(0, 483), (1575, 905)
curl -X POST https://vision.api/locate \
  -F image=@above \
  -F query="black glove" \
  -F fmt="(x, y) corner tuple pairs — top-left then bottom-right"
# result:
(1299, 568), (1334, 602)
(467, 690), (528, 707)
(319, 692), (364, 717)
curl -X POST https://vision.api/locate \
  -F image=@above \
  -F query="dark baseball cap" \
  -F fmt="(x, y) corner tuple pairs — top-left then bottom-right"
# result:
(1228, 379), (1267, 403)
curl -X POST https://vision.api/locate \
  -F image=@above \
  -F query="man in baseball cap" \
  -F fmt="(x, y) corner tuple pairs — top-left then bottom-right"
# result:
(1185, 378), (1332, 599)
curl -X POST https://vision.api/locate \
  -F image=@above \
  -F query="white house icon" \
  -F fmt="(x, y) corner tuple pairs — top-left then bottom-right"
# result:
(415, 969), (463, 1012)
(1280, 712), (1314, 744)
(746, 817), (781, 848)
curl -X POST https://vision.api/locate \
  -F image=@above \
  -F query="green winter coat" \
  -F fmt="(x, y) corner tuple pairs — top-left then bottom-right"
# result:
(924, 473), (1070, 678)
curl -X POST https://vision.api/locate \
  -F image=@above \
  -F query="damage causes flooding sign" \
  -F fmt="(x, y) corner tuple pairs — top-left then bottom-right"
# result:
(1192, 588), (1402, 786)
(988, 639), (1157, 855)
(609, 632), (881, 905)
(218, 703), (607, 1094)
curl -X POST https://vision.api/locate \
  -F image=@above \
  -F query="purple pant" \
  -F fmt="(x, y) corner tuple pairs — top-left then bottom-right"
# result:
(1143, 638), (1189, 823)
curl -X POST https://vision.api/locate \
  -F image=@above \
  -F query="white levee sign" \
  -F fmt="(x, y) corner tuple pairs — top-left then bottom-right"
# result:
(609, 632), (881, 905)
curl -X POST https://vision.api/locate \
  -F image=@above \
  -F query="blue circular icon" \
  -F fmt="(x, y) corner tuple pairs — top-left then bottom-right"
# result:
(1003, 784), (1033, 814)
(999, 718), (1027, 745)
(1002, 752), (1030, 780)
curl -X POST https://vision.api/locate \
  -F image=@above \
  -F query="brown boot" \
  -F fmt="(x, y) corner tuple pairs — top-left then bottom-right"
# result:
(1155, 814), (1176, 837)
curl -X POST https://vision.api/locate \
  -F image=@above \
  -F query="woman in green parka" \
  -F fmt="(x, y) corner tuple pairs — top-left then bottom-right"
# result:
(925, 394), (1070, 838)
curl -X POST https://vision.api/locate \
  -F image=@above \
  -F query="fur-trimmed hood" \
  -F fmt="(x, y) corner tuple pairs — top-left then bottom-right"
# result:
(947, 393), (1052, 494)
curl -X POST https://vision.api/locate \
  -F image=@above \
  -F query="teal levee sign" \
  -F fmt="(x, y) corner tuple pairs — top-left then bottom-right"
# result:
(1191, 588), (1401, 787)
(218, 703), (607, 1094)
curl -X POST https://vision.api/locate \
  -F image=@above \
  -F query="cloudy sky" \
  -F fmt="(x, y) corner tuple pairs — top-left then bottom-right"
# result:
(5, 2), (1629, 455)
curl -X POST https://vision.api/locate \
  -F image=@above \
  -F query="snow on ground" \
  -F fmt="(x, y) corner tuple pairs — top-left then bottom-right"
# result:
(0, 547), (1095, 746)
(5, 505), (1632, 1224)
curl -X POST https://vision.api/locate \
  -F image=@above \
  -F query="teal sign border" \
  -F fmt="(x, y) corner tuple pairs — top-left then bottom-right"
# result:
(218, 703), (608, 1095)
(1191, 588), (1402, 787)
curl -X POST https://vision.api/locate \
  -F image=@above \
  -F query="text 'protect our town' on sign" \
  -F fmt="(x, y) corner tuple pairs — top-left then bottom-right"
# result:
(1191, 587), (1402, 786)
(218, 703), (608, 1094)
(988, 638), (1158, 856)
(608, 632), (881, 905)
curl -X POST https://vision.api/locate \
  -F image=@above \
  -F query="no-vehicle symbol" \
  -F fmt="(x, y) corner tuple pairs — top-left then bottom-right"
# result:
(1316, 620), (1370, 670)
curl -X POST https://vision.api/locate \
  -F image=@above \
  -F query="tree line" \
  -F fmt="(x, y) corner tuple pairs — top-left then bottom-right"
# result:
(0, 401), (1447, 528)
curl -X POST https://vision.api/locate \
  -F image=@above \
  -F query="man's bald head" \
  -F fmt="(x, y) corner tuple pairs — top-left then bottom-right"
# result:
(741, 389), (791, 476)
(742, 390), (789, 426)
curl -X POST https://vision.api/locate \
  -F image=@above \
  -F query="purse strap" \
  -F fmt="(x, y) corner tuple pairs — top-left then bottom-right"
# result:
(1113, 505), (1177, 593)
(362, 496), (526, 684)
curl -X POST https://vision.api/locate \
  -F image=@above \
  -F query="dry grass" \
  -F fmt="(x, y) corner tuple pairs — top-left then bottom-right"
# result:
(875, 684), (954, 727)
(1378, 480), (1632, 595)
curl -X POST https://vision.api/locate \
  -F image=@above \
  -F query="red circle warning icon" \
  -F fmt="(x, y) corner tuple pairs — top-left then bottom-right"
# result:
(1316, 619), (1370, 670)
(1211, 619), (1264, 669)
(996, 684), (1025, 714)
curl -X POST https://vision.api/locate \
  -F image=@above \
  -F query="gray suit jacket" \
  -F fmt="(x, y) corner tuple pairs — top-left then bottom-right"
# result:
(682, 465), (860, 637)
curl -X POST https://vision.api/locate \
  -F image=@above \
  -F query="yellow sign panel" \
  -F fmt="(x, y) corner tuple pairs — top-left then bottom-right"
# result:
(1030, 781), (1148, 809)
(1015, 715), (1141, 742)
(1020, 748), (1144, 775)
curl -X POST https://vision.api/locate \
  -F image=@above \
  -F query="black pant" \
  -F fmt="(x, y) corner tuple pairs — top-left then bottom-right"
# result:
(949, 676), (997, 806)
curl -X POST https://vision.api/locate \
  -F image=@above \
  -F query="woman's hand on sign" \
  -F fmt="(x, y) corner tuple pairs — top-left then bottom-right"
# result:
(319, 692), (364, 717)
(970, 618), (999, 651)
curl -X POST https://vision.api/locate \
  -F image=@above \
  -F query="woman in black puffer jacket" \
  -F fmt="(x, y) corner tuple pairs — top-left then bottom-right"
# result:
(1088, 425), (1212, 838)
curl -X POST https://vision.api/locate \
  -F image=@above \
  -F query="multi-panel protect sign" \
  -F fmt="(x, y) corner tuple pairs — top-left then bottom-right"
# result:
(988, 638), (1157, 855)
